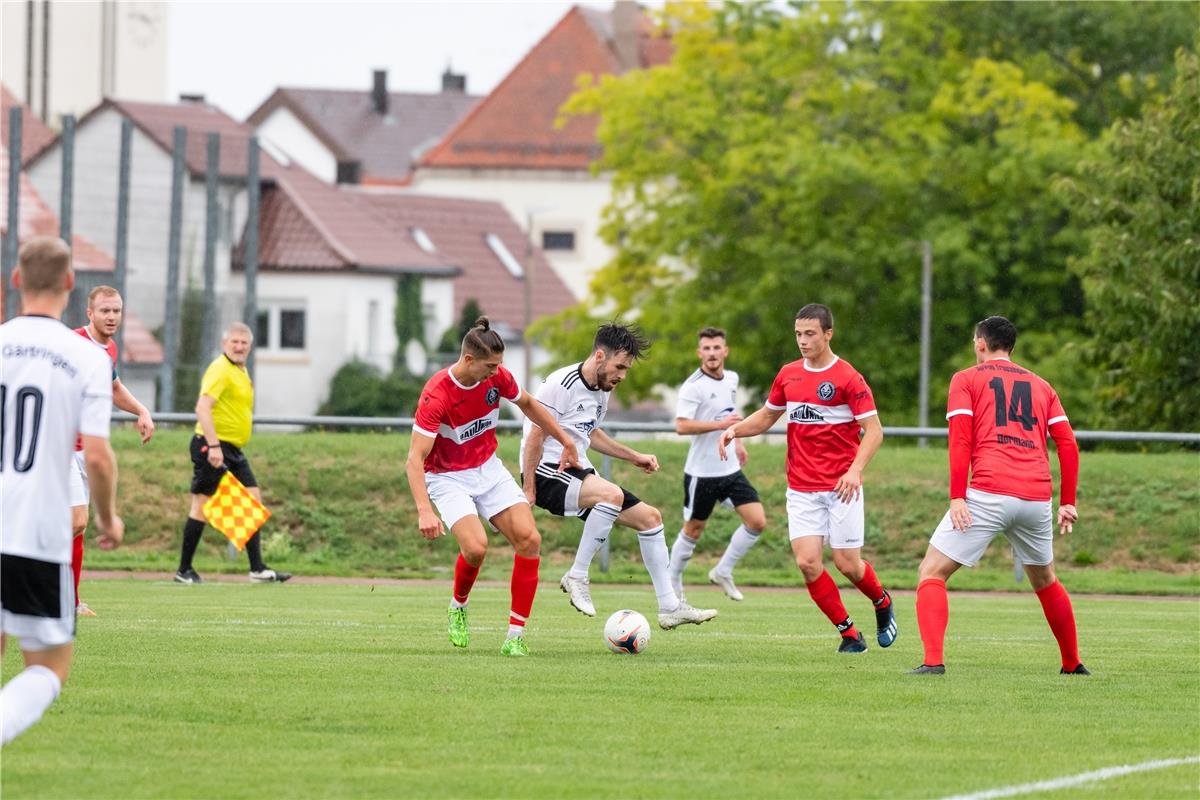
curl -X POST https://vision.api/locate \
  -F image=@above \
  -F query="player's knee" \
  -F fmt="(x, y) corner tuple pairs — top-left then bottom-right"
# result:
(642, 505), (663, 529)
(600, 485), (624, 507)
(831, 550), (861, 575)
(744, 511), (766, 532)
(793, 553), (822, 576)
(514, 528), (541, 557)
(461, 541), (488, 565)
(683, 520), (705, 539)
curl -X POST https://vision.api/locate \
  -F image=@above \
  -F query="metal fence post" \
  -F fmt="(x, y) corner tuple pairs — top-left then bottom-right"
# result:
(113, 118), (132, 357)
(3, 107), (22, 321)
(59, 114), (75, 244)
(201, 132), (220, 362)
(244, 136), (260, 382)
(160, 126), (186, 412)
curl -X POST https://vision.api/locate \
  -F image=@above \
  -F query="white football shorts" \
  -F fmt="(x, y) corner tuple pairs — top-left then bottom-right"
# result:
(929, 488), (1054, 567)
(425, 455), (528, 532)
(785, 488), (865, 549)
(68, 451), (89, 508)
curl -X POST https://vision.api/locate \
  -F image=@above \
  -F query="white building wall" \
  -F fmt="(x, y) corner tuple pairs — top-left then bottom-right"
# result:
(2, 1), (167, 125)
(29, 107), (247, 342)
(255, 107), (338, 184)
(407, 167), (615, 300)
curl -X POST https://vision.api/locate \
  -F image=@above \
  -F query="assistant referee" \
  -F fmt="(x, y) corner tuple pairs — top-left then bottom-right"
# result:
(174, 322), (291, 584)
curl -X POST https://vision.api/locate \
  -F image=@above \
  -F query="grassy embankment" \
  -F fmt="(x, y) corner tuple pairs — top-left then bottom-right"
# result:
(88, 428), (1199, 594)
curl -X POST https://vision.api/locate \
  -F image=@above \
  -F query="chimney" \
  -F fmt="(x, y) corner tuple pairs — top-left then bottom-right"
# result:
(336, 160), (362, 185)
(371, 69), (388, 115)
(179, 93), (206, 104)
(612, 1), (639, 71)
(441, 67), (466, 93)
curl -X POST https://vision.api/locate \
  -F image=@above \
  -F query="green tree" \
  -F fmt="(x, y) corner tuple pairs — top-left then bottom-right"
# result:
(536, 1), (1089, 422)
(1059, 45), (1200, 431)
(319, 360), (423, 417)
(437, 299), (484, 354)
(393, 274), (424, 375)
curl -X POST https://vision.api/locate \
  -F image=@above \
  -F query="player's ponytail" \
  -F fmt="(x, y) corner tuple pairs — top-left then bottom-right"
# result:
(462, 316), (505, 357)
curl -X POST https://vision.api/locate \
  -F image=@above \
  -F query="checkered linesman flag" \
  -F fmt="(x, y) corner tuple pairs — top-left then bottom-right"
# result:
(202, 472), (271, 551)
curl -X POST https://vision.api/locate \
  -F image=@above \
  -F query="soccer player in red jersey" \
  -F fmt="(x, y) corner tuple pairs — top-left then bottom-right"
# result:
(405, 317), (579, 657)
(719, 304), (896, 653)
(68, 286), (155, 617)
(909, 316), (1086, 676)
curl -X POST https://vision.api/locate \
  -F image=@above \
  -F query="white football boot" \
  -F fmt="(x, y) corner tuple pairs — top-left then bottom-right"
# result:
(657, 603), (718, 630)
(560, 573), (596, 617)
(708, 567), (744, 601)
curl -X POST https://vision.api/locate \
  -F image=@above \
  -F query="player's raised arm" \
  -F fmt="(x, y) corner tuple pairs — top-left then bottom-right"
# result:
(589, 427), (658, 474)
(718, 405), (784, 458)
(405, 430), (443, 540)
(515, 390), (578, 470)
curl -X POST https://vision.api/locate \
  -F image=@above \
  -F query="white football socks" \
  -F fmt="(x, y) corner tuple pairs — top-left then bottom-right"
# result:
(568, 502), (620, 580)
(637, 525), (679, 612)
(715, 525), (762, 577)
(1, 664), (62, 746)
(668, 530), (699, 583)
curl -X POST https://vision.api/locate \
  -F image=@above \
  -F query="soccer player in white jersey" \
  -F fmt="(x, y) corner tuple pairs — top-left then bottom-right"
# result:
(668, 327), (766, 602)
(1, 237), (124, 746)
(521, 322), (717, 630)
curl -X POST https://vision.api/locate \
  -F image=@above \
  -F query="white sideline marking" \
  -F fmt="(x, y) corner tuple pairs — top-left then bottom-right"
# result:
(936, 756), (1200, 800)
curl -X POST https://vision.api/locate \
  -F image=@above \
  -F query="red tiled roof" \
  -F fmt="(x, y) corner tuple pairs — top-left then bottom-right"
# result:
(121, 314), (164, 365)
(27, 98), (285, 181)
(233, 162), (457, 276)
(420, 5), (671, 171)
(352, 192), (577, 331)
(1, 85), (56, 164)
(247, 87), (479, 182)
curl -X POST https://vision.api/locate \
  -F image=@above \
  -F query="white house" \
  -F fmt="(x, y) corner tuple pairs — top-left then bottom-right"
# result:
(408, 2), (672, 300)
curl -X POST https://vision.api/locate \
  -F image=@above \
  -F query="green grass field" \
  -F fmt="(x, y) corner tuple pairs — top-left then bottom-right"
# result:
(3, 579), (1198, 799)
(84, 429), (1199, 595)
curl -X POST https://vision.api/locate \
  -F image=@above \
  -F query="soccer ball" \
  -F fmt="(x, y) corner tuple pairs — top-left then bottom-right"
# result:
(604, 609), (650, 654)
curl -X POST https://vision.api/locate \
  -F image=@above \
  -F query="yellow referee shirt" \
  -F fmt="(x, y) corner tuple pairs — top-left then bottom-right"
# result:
(195, 355), (254, 447)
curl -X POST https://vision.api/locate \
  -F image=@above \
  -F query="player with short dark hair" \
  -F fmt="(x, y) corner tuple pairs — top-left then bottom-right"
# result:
(668, 327), (766, 602)
(1, 237), (124, 746)
(720, 304), (896, 653)
(521, 322), (718, 630)
(909, 316), (1086, 676)
(406, 317), (579, 657)
(175, 322), (291, 584)
(67, 285), (155, 617)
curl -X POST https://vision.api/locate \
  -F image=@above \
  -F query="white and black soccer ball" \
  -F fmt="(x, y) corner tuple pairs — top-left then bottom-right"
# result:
(604, 609), (650, 654)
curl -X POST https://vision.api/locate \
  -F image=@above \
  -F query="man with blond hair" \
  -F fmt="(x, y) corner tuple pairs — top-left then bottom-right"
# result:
(175, 322), (290, 584)
(68, 285), (155, 616)
(1, 237), (124, 745)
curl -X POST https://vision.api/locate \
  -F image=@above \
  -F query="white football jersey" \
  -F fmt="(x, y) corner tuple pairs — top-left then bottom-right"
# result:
(520, 363), (608, 472)
(676, 368), (740, 477)
(1, 316), (113, 563)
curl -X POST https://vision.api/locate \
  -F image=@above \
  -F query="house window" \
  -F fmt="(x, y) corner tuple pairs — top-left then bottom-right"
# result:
(255, 304), (307, 351)
(280, 310), (306, 349)
(541, 230), (576, 251)
(485, 233), (523, 278)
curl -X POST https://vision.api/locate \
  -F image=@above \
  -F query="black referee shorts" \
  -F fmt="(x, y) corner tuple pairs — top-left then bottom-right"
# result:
(190, 434), (258, 495)
(682, 470), (761, 522)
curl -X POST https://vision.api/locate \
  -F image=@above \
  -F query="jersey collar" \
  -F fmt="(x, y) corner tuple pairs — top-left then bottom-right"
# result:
(803, 355), (840, 373)
(448, 368), (479, 390)
(576, 364), (599, 392)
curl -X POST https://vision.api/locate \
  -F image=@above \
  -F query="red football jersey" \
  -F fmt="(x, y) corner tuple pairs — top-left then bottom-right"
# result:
(74, 326), (119, 452)
(946, 358), (1069, 502)
(413, 366), (521, 474)
(766, 356), (877, 491)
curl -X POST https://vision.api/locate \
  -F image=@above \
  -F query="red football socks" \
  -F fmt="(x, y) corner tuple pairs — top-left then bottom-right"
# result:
(452, 554), (481, 605)
(806, 570), (857, 638)
(509, 554), (540, 627)
(916, 577), (948, 666)
(854, 559), (888, 607)
(1036, 580), (1081, 671)
(71, 533), (84, 608)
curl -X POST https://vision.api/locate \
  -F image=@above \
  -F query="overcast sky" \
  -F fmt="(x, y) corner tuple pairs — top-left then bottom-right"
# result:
(167, 1), (599, 120)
